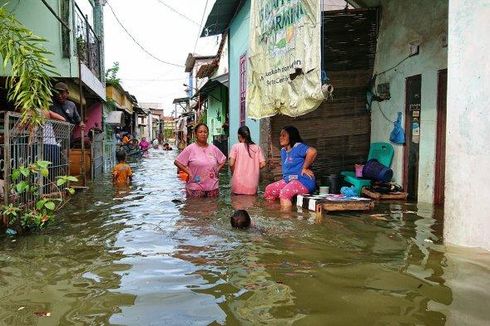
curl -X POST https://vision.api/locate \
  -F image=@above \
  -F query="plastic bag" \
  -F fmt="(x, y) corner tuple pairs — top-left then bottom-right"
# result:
(390, 112), (405, 144)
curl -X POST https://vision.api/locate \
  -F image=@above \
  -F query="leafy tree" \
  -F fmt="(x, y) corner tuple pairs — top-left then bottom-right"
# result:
(105, 61), (121, 87)
(0, 7), (58, 127)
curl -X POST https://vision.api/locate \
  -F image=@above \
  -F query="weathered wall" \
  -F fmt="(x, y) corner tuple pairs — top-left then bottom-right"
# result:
(0, 0), (78, 78)
(444, 0), (490, 250)
(371, 0), (448, 203)
(0, 0), (105, 99)
(228, 0), (261, 149)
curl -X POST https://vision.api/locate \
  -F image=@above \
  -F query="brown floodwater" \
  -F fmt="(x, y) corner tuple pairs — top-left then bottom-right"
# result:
(1, 149), (489, 325)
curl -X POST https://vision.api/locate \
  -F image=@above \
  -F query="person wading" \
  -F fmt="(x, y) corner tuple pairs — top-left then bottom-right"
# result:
(174, 123), (226, 198)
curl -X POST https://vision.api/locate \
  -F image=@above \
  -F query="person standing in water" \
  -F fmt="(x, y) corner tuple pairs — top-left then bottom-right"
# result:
(174, 123), (226, 198)
(229, 125), (266, 195)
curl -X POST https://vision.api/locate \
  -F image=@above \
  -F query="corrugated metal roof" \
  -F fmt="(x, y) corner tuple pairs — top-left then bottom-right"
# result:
(201, 0), (244, 37)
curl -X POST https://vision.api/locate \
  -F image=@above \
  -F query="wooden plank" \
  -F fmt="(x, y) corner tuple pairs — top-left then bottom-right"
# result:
(362, 188), (409, 201)
(321, 199), (374, 212)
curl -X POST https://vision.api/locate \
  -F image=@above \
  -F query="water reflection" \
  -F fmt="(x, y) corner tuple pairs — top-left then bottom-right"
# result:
(0, 148), (489, 325)
(0, 177), (135, 325)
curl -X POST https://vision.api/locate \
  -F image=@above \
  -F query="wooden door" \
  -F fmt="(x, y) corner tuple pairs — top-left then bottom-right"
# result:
(403, 75), (422, 201)
(434, 69), (447, 205)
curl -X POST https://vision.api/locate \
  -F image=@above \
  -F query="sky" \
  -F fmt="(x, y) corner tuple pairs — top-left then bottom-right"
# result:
(103, 0), (219, 116)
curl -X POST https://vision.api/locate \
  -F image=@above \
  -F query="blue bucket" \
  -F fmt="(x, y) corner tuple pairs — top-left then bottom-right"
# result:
(362, 159), (393, 182)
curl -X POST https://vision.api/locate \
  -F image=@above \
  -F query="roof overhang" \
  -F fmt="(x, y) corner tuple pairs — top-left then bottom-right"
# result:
(195, 74), (229, 98)
(173, 97), (190, 104)
(201, 0), (244, 37)
(134, 106), (148, 115)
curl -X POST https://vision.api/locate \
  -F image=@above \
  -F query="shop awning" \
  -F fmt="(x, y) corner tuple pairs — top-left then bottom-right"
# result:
(106, 110), (124, 126)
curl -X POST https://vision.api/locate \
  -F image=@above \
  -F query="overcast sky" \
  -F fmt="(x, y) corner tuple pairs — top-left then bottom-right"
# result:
(103, 0), (218, 115)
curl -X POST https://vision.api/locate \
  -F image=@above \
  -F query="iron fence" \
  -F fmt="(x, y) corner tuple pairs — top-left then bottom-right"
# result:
(103, 140), (116, 173)
(74, 3), (101, 79)
(1, 112), (72, 206)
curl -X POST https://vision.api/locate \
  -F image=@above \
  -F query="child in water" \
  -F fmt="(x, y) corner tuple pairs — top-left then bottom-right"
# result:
(230, 210), (251, 229)
(113, 150), (133, 186)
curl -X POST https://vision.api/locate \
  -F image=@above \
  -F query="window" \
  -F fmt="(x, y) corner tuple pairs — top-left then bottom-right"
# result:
(239, 54), (247, 127)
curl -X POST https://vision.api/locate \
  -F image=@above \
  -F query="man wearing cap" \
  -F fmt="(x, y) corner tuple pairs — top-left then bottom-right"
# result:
(50, 82), (85, 129)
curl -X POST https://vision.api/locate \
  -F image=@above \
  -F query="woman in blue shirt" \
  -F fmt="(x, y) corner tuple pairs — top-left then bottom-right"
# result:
(264, 126), (317, 209)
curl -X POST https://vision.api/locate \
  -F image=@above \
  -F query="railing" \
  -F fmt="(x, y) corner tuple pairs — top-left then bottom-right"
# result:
(74, 3), (101, 79)
(1, 111), (72, 206)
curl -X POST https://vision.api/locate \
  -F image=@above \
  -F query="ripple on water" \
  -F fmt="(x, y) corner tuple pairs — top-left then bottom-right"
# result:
(1, 149), (490, 325)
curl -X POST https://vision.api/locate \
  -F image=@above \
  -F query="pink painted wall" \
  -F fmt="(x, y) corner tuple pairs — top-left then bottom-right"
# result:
(72, 102), (103, 141)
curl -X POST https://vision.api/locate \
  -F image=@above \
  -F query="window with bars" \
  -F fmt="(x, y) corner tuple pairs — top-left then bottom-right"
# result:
(239, 53), (247, 127)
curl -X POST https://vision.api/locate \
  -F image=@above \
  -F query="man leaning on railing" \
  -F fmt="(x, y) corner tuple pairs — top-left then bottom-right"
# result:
(50, 82), (85, 130)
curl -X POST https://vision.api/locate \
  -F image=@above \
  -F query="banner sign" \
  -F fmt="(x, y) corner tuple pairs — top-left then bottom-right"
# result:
(247, 0), (324, 119)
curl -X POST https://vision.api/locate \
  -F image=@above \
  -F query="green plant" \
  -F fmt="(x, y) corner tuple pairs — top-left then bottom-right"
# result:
(0, 7), (58, 127)
(105, 61), (121, 87)
(2, 161), (77, 232)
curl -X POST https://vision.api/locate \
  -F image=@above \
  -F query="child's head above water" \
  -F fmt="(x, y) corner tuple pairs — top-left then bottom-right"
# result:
(230, 210), (251, 229)
(116, 150), (127, 163)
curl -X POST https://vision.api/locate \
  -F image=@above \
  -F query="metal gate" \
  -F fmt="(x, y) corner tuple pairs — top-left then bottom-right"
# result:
(90, 131), (104, 179)
(103, 140), (116, 173)
(1, 111), (72, 205)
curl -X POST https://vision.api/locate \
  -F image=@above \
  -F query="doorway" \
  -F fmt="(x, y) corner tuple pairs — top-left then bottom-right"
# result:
(434, 69), (447, 205)
(403, 75), (422, 201)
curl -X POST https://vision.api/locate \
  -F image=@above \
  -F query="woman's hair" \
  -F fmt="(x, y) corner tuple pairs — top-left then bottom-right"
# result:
(230, 210), (251, 229)
(194, 123), (209, 133)
(282, 125), (303, 147)
(116, 150), (126, 162)
(238, 125), (255, 158)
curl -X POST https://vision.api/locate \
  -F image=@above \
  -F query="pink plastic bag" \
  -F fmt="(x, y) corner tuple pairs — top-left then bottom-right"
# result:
(355, 164), (364, 178)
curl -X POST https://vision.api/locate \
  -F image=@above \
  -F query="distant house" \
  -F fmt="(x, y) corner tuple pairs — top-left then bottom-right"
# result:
(194, 34), (230, 155)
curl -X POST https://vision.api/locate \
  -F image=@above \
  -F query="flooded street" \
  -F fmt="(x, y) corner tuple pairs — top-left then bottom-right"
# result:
(1, 149), (490, 325)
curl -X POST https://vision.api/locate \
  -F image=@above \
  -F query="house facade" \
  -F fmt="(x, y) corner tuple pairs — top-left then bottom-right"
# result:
(200, 0), (490, 249)
(0, 0), (107, 183)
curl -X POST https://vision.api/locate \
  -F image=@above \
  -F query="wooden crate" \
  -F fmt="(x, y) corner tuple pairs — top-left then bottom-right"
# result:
(362, 188), (408, 200)
(297, 195), (375, 217)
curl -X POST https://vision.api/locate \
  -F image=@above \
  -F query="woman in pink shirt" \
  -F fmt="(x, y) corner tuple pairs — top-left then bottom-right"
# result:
(174, 123), (226, 198)
(229, 126), (266, 195)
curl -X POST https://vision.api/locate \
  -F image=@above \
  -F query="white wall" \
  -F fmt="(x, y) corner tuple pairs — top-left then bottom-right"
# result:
(371, 0), (448, 203)
(444, 0), (490, 250)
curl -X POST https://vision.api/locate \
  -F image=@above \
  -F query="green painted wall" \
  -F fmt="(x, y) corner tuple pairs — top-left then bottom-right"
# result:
(0, 0), (78, 77)
(206, 86), (228, 143)
(371, 0), (448, 203)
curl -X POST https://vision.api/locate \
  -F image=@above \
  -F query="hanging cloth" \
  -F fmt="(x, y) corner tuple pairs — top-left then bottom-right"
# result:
(390, 112), (405, 144)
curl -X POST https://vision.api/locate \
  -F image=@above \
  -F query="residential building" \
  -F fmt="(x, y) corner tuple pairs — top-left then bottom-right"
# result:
(202, 0), (490, 250)
(194, 34), (230, 155)
(0, 0), (107, 182)
(106, 84), (139, 136)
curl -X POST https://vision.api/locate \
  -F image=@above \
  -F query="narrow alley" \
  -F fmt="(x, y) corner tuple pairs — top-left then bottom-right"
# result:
(1, 149), (489, 325)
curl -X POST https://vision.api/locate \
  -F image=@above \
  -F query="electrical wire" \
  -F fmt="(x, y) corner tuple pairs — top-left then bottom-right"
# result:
(374, 55), (411, 77)
(193, 0), (210, 53)
(376, 101), (395, 124)
(106, 1), (184, 68)
(155, 0), (200, 26)
(121, 77), (185, 82)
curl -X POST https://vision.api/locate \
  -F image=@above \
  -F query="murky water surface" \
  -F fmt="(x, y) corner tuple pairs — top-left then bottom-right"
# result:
(1, 149), (490, 325)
